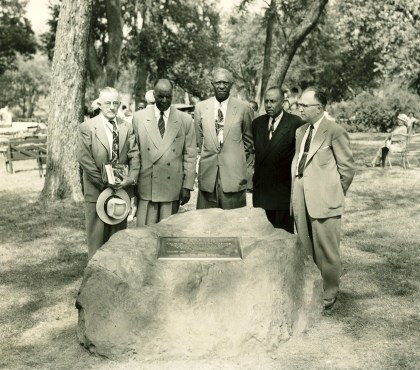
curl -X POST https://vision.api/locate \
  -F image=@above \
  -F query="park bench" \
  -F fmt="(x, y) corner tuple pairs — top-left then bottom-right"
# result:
(5, 136), (47, 176)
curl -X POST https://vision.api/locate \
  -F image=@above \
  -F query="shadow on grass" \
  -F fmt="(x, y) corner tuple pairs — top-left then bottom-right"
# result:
(0, 191), (90, 368)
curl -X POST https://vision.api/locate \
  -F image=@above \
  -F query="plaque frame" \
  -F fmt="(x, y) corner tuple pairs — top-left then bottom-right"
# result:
(157, 236), (243, 261)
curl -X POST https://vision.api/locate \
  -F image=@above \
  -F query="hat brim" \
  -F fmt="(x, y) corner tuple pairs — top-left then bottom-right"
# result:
(96, 188), (131, 225)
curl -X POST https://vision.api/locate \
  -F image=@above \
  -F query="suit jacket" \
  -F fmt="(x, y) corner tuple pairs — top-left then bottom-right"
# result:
(77, 115), (140, 202)
(195, 96), (253, 193)
(291, 116), (356, 218)
(132, 105), (197, 202)
(252, 111), (303, 210)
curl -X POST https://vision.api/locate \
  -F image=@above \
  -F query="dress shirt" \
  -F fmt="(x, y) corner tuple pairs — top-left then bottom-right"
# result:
(214, 97), (230, 144)
(99, 113), (118, 161)
(269, 110), (284, 134)
(295, 113), (324, 175)
(214, 97), (230, 123)
(154, 105), (171, 129)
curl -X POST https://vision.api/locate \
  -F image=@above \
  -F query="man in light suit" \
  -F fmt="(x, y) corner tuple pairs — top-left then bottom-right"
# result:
(195, 68), (253, 209)
(291, 87), (355, 310)
(252, 87), (303, 233)
(132, 79), (197, 226)
(77, 87), (140, 259)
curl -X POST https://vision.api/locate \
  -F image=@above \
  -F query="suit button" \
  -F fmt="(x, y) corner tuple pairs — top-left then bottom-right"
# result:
(173, 149), (175, 152)
(167, 176), (170, 179)
(147, 148), (150, 151)
(167, 163), (170, 166)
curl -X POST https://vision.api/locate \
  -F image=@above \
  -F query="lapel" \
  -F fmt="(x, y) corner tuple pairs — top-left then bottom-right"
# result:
(116, 117), (128, 158)
(143, 106), (162, 150)
(205, 98), (219, 148)
(153, 107), (182, 162)
(306, 117), (328, 164)
(222, 97), (237, 142)
(296, 122), (308, 154)
(93, 115), (110, 156)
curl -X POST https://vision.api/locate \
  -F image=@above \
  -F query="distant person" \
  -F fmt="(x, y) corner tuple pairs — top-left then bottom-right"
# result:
(292, 87), (355, 310)
(145, 90), (155, 105)
(137, 100), (147, 110)
(89, 99), (101, 118)
(407, 111), (418, 135)
(132, 79), (197, 226)
(369, 114), (409, 168)
(249, 101), (259, 116)
(284, 86), (301, 116)
(252, 86), (303, 232)
(194, 67), (253, 210)
(77, 87), (140, 259)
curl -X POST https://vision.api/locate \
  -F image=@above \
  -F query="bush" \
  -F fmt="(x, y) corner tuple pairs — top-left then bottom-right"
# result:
(329, 84), (420, 132)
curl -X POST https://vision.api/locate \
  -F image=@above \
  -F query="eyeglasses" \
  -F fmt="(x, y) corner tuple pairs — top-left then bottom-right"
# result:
(102, 101), (120, 107)
(297, 103), (320, 109)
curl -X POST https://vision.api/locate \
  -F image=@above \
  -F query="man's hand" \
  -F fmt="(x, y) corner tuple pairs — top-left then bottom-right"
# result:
(180, 188), (191, 205)
(111, 176), (135, 190)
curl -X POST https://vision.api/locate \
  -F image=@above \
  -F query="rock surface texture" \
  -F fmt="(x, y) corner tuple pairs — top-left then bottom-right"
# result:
(76, 208), (322, 359)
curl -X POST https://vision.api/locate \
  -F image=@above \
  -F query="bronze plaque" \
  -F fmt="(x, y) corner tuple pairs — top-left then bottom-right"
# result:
(157, 237), (242, 260)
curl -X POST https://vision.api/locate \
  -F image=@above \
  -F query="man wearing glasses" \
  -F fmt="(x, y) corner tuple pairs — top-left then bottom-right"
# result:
(291, 87), (355, 311)
(77, 87), (140, 259)
(194, 68), (253, 209)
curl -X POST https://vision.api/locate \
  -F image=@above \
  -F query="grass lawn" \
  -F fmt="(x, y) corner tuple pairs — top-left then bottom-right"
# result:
(0, 133), (419, 369)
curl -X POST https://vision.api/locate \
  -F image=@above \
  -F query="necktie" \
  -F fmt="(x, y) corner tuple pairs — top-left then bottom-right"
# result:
(297, 124), (314, 177)
(158, 111), (165, 138)
(109, 120), (119, 163)
(268, 118), (275, 140)
(215, 107), (224, 144)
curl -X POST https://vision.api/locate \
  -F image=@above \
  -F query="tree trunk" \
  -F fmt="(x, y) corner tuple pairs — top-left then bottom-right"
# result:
(259, 0), (276, 108)
(104, 0), (123, 86)
(134, 57), (148, 107)
(87, 33), (106, 92)
(40, 0), (94, 202)
(268, 0), (329, 88)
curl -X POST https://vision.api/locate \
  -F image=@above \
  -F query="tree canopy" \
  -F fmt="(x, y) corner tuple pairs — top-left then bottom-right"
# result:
(0, 0), (37, 75)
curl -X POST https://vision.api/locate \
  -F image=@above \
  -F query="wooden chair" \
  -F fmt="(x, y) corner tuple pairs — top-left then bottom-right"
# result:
(387, 133), (409, 169)
(5, 137), (47, 173)
(405, 133), (420, 168)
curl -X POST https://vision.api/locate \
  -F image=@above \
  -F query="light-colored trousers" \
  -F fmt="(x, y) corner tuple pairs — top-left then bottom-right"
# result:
(136, 199), (179, 226)
(292, 176), (342, 300)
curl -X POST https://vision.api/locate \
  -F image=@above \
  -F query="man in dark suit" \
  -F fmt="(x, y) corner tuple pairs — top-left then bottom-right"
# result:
(77, 87), (140, 259)
(291, 87), (355, 310)
(252, 86), (303, 233)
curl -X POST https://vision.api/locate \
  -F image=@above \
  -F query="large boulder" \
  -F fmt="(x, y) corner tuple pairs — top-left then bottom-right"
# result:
(76, 208), (322, 360)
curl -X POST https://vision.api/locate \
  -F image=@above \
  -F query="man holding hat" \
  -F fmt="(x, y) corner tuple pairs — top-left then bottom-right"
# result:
(77, 87), (140, 259)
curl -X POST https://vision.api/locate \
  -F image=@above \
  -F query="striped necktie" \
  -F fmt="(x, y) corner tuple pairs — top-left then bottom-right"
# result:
(109, 120), (119, 163)
(268, 118), (275, 140)
(158, 111), (165, 138)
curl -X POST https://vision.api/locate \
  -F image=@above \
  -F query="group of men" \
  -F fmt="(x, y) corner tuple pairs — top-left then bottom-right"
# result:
(77, 67), (355, 310)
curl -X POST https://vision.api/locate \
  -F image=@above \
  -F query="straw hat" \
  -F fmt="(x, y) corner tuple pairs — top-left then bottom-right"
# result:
(96, 188), (130, 225)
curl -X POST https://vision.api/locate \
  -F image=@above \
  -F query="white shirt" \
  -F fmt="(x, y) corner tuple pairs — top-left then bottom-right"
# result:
(214, 97), (230, 144)
(268, 111), (284, 139)
(99, 113), (118, 160)
(154, 105), (171, 129)
(295, 113), (324, 175)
